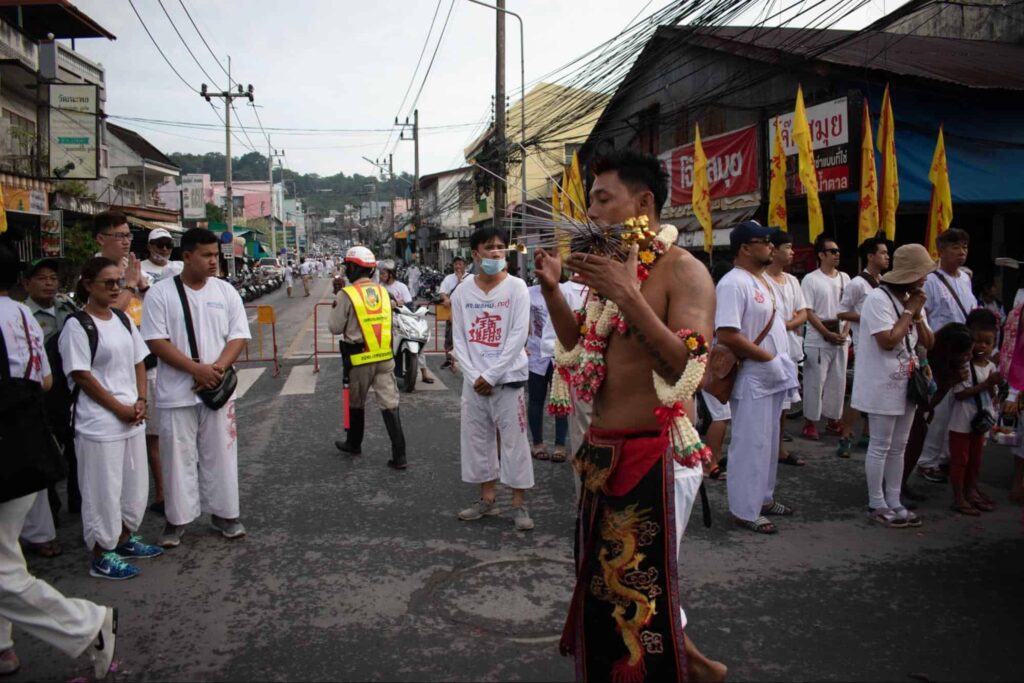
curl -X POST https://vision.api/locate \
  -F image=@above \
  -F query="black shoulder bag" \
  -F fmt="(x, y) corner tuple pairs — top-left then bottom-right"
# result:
(882, 286), (931, 405)
(969, 364), (997, 435)
(174, 276), (237, 410)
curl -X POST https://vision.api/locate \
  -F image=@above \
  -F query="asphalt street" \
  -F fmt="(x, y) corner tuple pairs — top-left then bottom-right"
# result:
(8, 276), (1024, 682)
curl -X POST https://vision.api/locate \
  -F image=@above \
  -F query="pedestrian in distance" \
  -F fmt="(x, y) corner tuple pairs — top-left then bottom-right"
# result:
(284, 262), (294, 298)
(0, 245), (118, 680)
(59, 257), (164, 580)
(300, 257), (312, 297)
(379, 260), (433, 386)
(330, 247), (408, 469)
(948, 309), (1001, 515)
(438, 256), (467, 370)
(851, 244), (935, 529)
(141, 228), (252, 548)
(452, 227), (534, 530)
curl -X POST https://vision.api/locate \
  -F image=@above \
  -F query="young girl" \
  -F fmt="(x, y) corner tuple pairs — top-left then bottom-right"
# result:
(948, 309), (1002, 515)
(58, 257), (162, 580)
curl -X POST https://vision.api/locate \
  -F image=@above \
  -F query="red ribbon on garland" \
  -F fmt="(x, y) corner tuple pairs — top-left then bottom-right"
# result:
(654, 401), (686, 436)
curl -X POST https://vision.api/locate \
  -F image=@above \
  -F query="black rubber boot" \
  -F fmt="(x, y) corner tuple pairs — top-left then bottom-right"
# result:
(381, 408), (407, 469)
(335, 408), (365, 455)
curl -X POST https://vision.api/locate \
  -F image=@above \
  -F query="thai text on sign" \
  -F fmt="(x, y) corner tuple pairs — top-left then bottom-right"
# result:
(768, 97), (852, 196)
(659, 125), (759, 206)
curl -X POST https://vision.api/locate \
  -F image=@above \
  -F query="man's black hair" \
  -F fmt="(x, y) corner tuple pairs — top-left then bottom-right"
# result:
(965, 307), (998, 334)
(858, 236), (888, 263)
(452, 256), (466, 264)
(937, 227), (969, 249)
(180, 228), (219, 254)
(813, 234), (838, 253)
(590, 149), (669, 213)
(93, 210), (129, 237)
(470, 226), (508, 251)
(770, 231), (793, 248)
(0, 244), (21, 290)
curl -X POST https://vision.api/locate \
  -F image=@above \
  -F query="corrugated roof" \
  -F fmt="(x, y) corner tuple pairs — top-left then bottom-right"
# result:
(679, 26), (1024, 91)
(107, 123), (177, 169)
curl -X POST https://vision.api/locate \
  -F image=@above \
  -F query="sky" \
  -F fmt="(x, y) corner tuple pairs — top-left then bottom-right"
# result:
(70, 0), (910, 179)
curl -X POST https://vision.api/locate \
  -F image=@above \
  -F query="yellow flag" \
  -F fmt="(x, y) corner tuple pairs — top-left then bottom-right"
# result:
(561, 166), (572, 218)
(926, 125), (953, 259)
(566, 151), (587, 222)
(793, 85), (823, 242)
(857, 99), (880, 244)
(551, 181), (561, 221)
(768, 117), (788, 231)
(0, 183), (6, 235)
(877, 84), (899, 241)
(692, 124), (713, 253)
(552, 177), (571, 258)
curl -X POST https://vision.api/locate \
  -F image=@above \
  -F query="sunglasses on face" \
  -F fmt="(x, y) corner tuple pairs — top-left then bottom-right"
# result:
(93, 278), (126, 291)
(746, 238), (771, 246)
(151, 240), (174, 249)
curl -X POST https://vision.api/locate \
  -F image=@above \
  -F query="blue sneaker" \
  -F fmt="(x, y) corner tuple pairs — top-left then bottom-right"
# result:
(115, 535), (164, 559)
(89, 552), (139, 581)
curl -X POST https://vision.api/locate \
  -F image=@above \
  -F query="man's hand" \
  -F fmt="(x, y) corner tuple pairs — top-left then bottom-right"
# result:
(906, 288), (927, 316)
(565, 244), (640, 306)
(985, 370), (1004, 389)
(133, 399), (146, 423)
(534, 248), (563, 292)
(114, 402), (140, 425)
(124, 254), (142, 289)
(473, 376), (493, 396)
(192, 362), (224, 391)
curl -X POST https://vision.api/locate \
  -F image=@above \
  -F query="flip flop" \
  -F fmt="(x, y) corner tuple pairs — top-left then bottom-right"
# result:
(531, 445), (550, 461)
(707, 465), (726, 480)
(779, 453), (806, 467)
(951, 503), (980, 516)
(550, 447), (567, 463)
(421, 376), (435, 384)
(735, 516), (777, 534)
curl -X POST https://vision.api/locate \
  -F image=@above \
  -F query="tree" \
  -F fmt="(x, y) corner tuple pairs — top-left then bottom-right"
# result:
(205, 202), (224, 224)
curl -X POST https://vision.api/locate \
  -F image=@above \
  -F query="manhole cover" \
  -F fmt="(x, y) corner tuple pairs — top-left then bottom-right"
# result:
(426, 558), (574, 639)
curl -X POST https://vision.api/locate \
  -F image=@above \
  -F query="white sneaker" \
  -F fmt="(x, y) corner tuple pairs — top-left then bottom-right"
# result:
(512, 506), (534, 531)
(90, 606), (117, 680)
(458, 499), (500, 521)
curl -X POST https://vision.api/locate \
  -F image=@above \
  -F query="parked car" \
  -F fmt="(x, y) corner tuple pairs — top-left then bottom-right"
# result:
(258, 257), (284, 277)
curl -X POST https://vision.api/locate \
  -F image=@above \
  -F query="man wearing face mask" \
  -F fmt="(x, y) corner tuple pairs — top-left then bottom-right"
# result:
(451, 227), (534, 531)
(140, 229), (183, 285)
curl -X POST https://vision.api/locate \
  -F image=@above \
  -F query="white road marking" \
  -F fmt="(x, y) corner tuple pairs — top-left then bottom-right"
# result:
(280, 364), (318, 395)
(234, 367), (266, 400)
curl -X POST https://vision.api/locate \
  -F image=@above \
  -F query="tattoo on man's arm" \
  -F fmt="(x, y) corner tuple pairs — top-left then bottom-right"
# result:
(627, 323), (683, 382)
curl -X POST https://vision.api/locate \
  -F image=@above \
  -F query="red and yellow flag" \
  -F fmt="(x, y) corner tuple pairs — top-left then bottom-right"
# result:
(876, 84), (899, 241)
(0, 184), (6, 235)
(768, 116), (788, 231)
(926, 125), (953, 259)
(857, 99), (879, 244)
(793, 85), (823, 242)
(564, 151), (587, 222)
(692, 124), (713, 253)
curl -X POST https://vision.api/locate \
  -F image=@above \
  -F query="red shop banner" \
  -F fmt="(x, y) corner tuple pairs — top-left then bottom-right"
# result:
(660, 125), (759, 207)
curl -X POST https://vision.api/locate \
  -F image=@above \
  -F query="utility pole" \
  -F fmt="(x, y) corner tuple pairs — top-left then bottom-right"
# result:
(201, 57), (253, 278)
(397, 111), (420, 259)
(268, 145), (285, 258)
(493, 0), (506, 230)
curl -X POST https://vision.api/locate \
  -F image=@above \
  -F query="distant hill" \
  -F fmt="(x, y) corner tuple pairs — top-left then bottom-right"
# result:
(168, 151), (415, 212)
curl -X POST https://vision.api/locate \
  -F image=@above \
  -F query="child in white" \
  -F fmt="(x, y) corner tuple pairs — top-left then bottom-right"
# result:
(59, 257), (163, 580)
(451, 269), (533, 519)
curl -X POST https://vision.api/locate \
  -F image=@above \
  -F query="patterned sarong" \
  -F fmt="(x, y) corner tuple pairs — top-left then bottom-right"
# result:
(561, 427), (687, 683)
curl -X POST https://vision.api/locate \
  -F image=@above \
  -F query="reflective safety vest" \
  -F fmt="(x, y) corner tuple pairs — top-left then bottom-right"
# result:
(342, 283), (394, 366)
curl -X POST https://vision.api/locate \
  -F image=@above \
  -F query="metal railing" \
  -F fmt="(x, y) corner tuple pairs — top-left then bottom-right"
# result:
(238, 304), (280, 376)
(312, 301), (444, 374)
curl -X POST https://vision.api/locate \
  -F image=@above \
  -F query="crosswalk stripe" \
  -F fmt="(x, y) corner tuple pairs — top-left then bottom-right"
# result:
(280, 364), (318, 395)
(234, 367), (266, 400)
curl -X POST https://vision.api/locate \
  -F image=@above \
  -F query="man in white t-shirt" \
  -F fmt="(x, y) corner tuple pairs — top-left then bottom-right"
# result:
(140, 229), (183, 285)
(406, 261), (421, 301)
(918, 228), (978, 483)
(451, 227), (534, 531)
(838, 236), (890, 451)
(438, 256), (467, 369)
(716, 222), (799, 535)
(299, 258), (312, 297)
(800, 236), (851, 442)
(141, 229), (252, 548)
(766, 231), (808, 467)
(283, 263), (294, 298)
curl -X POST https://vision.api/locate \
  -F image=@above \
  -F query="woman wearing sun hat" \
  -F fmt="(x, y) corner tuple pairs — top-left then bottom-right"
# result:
(851, 243), (936, 528)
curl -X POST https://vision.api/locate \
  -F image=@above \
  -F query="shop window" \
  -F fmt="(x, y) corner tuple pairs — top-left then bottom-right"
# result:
(1, 109), (36, 175)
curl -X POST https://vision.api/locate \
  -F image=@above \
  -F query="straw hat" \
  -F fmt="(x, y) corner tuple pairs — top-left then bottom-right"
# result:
(881, 243), (935, 285)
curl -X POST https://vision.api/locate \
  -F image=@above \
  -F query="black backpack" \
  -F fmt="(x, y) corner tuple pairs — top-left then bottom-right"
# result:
(68, 309), (133, 429)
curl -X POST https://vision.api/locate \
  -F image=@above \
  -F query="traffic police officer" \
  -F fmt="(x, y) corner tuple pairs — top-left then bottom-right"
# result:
(329, 246), (407, 469)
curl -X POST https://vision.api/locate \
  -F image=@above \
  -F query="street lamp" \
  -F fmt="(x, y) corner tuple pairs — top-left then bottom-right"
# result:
(466, 0), (527, 244)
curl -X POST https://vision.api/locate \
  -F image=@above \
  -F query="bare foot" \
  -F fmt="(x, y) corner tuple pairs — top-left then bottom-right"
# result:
(685, 633), (728, 682)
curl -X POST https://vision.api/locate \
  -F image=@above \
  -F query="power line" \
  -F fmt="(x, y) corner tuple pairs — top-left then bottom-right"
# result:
(156, 0), (218, 86)
(403, 0), (457, 127)
(177, 0), (235, 86)
(127, 0), (198, 93)
(105, 114), (483, 134)
(229, 101), (259, 151)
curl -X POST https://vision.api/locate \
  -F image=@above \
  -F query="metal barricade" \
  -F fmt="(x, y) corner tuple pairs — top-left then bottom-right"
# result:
(240, 304), (280, 376)
(312, 302), (340, 373)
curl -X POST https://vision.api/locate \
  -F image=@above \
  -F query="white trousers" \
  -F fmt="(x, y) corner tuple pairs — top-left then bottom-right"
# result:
(460, 383), (534, 489)
(674, 462), (702, 629)
(77, 432), (148, 551)
(918, 391), (953, 469)
(727, 392), (785, 522)
(160, 401), (240, 526)
(0, 493), (105, 657)
(802, 345), (848, 422)
(19, 490), (55, 544)
(865, 404), (916, 510)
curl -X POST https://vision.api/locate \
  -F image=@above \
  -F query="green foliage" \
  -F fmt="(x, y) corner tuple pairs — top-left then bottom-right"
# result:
(60, 220), (98, 289)
(169, 151), (414, 213)
(205, 202), (224, 224)
(54, 180), (95, 200)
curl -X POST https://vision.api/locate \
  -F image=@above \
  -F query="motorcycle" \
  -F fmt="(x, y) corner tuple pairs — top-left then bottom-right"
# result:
(391, 302), (431, 393)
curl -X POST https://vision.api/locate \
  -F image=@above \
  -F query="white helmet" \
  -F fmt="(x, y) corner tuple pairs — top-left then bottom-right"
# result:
(344, 246), (376, 268)
(378, 259), (396, 272)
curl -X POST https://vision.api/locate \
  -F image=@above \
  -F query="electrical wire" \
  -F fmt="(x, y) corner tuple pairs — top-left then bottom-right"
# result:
(156, 0), (219, 86)
(178, 0), (235, 86)
(127, 0), (199, 93)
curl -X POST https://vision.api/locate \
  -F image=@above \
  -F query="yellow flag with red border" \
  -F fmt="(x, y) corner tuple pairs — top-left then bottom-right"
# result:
(857, 99), (880, 244)
(692, 124), (713, 253)
(877, 84), (899, 241)
(768, 117), (788, 231)
(565, 151), (587, 222)
(793, 85), (823, 242)
(926, 125), (952, 259)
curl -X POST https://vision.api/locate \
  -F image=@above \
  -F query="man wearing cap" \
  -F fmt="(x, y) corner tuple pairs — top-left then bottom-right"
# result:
(19, 258), (78, 557)
(715, 221), (800, 535)
(140, 229), (183, 285)
(330, 247), (407, 469)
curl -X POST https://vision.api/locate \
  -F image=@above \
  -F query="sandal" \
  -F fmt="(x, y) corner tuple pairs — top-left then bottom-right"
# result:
(892, 507), (923, 527)
(707, 465), (726, 480)
(968, 497), (994, 512)
(531, 444), (550, 461)
(761, 501), (795, 516)
(779, 453), (805, 467)
(24, 540), (62, 558)
(951, 503), (980, 516)
(421, 375), (435, 384)
(550, 447), (567, 463)
(735, 516), (777, 534)
(868, 507), (908, 528)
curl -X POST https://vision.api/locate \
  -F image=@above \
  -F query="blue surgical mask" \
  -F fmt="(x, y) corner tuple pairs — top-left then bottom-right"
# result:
(480, 257), (506, 275)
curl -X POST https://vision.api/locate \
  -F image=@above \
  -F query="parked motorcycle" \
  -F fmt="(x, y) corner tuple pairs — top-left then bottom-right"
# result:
(391, 302), (431, 393)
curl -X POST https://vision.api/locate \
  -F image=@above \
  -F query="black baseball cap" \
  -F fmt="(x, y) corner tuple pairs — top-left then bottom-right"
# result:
(23, 257), (63, 278)
(729, 220), (778, 252)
